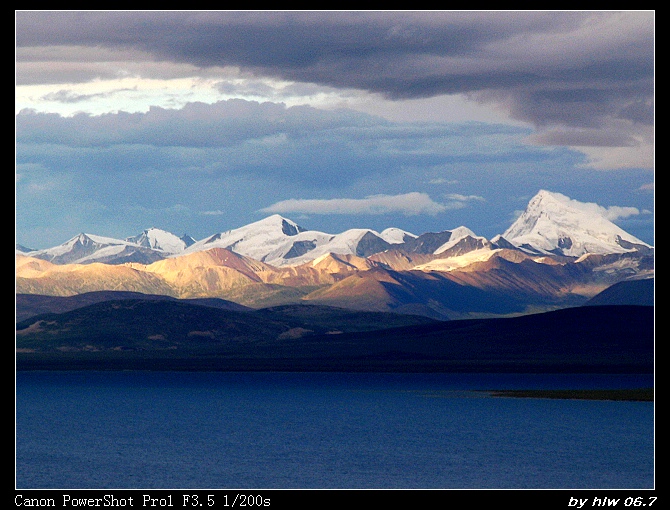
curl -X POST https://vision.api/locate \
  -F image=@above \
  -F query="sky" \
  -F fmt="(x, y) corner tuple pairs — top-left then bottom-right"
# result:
(15, 11), (654, 250)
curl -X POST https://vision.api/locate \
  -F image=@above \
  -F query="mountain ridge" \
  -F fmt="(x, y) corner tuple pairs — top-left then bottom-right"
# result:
(19, 190), (652, 267)
(16, 190), (654, 320)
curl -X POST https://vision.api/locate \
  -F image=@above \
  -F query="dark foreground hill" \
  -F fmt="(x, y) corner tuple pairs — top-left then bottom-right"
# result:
(15, 291), (251, 323)
(16, 297), (653, 373)
(585, 277), (654, 306)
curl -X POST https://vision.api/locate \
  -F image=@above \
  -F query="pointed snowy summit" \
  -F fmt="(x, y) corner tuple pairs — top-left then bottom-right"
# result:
(24, 232), (166, 265)
(502, 190), (652, 257)
(433, 226), (491, 257)
(379, 227), (417, 245)
(125, 227), (190, 254)
(182, 214), (312, 262)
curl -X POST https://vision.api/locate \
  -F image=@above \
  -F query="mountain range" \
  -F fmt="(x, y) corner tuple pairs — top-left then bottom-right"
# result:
(16, 190), (654, 320)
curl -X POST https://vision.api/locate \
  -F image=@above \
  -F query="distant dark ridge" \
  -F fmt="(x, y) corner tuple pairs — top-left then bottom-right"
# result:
(17, 304), (653, 373)
(15, 291), (251, 323)
(16, 297), (440, 348)
(16, 298), (296, 351)
(585, 278), (654, 307)
(269, 304), (653, 373)
(254, 303), (440, 332)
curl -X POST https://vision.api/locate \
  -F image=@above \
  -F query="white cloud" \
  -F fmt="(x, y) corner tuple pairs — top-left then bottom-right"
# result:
(551, 191), (641, 221)
(260, 192), (448, 216)
(444, 193), (486, 202)
(576, 142), (654, 171)
(601, 206), (641, 222)
(428, 178), (458, 185)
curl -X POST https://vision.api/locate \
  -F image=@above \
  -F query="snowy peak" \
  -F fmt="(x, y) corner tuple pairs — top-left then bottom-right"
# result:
(245, 214), (306, 236)
(327, 229), (391, 258)
(18, 192), (652, 267)
(26, 233), (165, 265)
(433, 226), (491, 257)
(47, 233), (126, 259)
(125, 228), (190, 254)
(379, 228), (417, 244)
(503, 190), (652, 257)
(262, 228), (390, 267)
(24, 228), (196, 266)
(183, 214), (310, 262)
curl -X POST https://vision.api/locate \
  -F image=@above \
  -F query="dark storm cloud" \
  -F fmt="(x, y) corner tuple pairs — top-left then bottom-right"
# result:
(16, 11), (545, 65)
(618, 99), (654, 125)
(16, 11), (653, 131)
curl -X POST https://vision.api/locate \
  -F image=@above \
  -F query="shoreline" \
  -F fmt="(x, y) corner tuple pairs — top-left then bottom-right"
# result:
(487, 388), (653, 401)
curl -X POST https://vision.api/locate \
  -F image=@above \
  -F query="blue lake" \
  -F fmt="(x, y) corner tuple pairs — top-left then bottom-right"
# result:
(15, 371), (654, 489)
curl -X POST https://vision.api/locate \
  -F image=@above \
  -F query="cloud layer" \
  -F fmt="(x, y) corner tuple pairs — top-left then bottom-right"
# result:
(15, 11), (654, 249)
(16, 100), (536, 188)
(16, 11), (653, 169)
(260, 193), (450, 216)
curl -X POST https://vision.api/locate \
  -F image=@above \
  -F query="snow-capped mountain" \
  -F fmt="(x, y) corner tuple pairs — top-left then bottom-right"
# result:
(182, 214), (325, 263)
(379, 228), (417, 244)
(433, 226), (491, 257)
(17, 190), (654, 319)
(125, 228), (194, 254)
(19, 190), (653, 267)
(22, 233), (167, 265)
(181, 215), (415, 267)
(273, 228), (392, 266)
(501, 190), (653, 257)
(24, 229), (196, 265)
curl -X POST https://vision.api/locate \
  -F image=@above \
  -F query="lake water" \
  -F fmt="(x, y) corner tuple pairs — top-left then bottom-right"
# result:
(15, 371), (654, 489)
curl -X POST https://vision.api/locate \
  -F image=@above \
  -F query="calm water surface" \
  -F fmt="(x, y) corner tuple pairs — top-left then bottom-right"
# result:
(15, 371), (654, 489)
